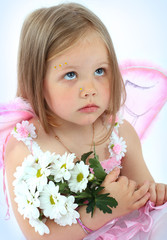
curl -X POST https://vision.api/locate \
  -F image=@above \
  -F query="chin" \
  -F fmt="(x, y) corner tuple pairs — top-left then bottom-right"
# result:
(77, 116), (99, 126)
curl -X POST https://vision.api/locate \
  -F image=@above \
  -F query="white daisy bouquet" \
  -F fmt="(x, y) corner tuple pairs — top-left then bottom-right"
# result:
(13, 148), (118, 235)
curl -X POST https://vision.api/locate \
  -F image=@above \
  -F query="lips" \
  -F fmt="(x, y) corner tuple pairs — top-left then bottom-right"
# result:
(79, 104), (99, 113)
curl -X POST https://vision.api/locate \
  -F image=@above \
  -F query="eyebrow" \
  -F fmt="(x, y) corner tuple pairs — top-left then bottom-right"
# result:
(62, 61), (110, 69)
(53, 59), (110, 71)
(96, 61), (110, 65)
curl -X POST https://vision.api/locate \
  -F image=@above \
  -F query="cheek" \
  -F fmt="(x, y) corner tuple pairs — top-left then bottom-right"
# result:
(51, 88), (76, 110)
(101, 83), (111, 104)
(104, 86), (110, 97)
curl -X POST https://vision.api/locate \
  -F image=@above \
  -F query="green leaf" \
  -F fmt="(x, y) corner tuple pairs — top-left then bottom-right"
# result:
(93, 186), (104, 194)
(87, 146), (107, 182)
(48, 175), (55, 181)
(86, 199), (96, 217)
(55, 182), (70, 194)
(38, 212), (44, 221)
(95, 194), (118, 214)
(89, 157), (107, 182)
(86, 193), (118, 217)
(81, 151), (93, 164)
(85, 184), (118, 217)
(75, 191), (92, 199)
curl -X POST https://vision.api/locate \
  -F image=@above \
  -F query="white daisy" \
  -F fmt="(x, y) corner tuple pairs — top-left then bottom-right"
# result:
(108, 132), (127, 161)
(13, 154), (37, 186)
(68, 161), (89, 193)
(24, 151), (55, 193)
(29, 218), (50, 236)
(39, 181), (67, 220)
(14, 181), (40, 219)
(55, 196), (79, 226)
(51, 152), (75, 182)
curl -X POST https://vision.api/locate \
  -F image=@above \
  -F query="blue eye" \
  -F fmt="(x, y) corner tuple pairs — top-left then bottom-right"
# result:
(95, 68), (104, 76)
(64, 72), (77, 80)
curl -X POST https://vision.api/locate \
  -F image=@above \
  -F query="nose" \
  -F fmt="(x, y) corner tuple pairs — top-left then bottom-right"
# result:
(80, 88), (97, 98)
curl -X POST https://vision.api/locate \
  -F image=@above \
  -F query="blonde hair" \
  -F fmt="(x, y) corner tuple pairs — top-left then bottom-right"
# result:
(17, 2), (126, 141)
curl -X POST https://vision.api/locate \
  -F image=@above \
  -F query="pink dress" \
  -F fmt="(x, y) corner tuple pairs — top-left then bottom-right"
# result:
(1, 99), (167, 239)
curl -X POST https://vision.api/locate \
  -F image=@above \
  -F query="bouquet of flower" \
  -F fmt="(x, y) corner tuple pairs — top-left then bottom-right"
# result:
(13, 148), (118, 235)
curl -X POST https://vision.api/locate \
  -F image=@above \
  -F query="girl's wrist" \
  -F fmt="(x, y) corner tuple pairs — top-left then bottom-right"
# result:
(78, 205), (118, 231)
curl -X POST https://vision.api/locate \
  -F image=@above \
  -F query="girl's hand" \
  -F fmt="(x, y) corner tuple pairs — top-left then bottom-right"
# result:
(102, 168), (150, 217)
(149, 183), (167, 206)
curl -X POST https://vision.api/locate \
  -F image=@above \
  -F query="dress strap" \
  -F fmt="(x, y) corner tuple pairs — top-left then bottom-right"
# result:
(2, 133), (11, 219)
(23, 139), (43, 157)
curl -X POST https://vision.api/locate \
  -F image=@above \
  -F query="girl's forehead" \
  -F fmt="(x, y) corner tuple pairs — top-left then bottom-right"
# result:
(49, 32), (109, 65)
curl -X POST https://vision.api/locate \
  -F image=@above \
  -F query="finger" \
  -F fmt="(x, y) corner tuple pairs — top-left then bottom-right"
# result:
(102, 168), (120, 186)
(128, 180), (137, 192)
(149, 183), (156, 203)
(156, 184), (165, 206)
(133, 181), (150, 201)
(165, 185), (167, 203)
(133, 192), (150, 210)
(117, 176), (129, 187)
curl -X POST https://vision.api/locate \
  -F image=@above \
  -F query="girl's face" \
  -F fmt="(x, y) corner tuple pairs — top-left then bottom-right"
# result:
(44, 31), (111, 126)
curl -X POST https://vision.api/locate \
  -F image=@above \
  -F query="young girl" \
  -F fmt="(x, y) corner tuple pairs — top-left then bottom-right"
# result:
(2, 2), (167, 240)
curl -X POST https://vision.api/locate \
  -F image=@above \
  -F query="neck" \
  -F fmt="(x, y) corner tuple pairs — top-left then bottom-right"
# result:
(50, 117), (108, 150)
(53, 121), (94, 144)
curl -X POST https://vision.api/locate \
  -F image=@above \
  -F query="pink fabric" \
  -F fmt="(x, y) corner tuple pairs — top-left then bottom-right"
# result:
(2, 133), (11, 219)
(101, 157), (121, 173)
(84, 201), (167, 240)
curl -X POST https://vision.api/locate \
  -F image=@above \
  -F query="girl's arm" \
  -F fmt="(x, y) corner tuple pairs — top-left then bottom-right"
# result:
(5, 135), (150, 240)
(120, 120), (167, 205)
(120, 120), (154, 184)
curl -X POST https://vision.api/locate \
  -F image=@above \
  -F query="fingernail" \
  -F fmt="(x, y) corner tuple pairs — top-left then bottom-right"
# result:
(113, 167), (119, 171)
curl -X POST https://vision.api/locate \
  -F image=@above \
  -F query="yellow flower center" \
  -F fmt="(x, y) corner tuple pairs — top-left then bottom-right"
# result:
(77, 173), (84, 182)
(27, 200), (32, 205)
(35, 158), (39, 163)
(61, 163), (66, 169)
(50, 195), (55, 205)
(36, 168), (43, 178)
(110, 144), (114, 149)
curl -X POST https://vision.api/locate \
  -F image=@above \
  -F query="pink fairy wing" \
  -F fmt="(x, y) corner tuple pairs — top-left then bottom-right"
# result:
(0, 97), (35, 168)
(0, 98), (35, 219)
(120, 62), (167, 139)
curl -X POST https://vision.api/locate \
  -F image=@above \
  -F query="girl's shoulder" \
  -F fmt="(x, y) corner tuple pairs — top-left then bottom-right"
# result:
(119, 119), (141, 146)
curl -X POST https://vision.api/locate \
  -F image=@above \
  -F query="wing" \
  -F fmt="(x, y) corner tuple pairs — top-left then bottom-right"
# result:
(0, 97), (35, 168)
(0, 97), (35, 223)
(120, 62), (167, 139)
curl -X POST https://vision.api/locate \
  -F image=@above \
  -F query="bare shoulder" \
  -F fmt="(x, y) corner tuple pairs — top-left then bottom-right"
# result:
(5, 135), (30, 171)
(119, 120), (154, 183)
(119, 119), (141, 145)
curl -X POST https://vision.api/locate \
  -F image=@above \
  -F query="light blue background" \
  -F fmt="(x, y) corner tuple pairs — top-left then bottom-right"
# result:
(0, 0), (167, 239)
